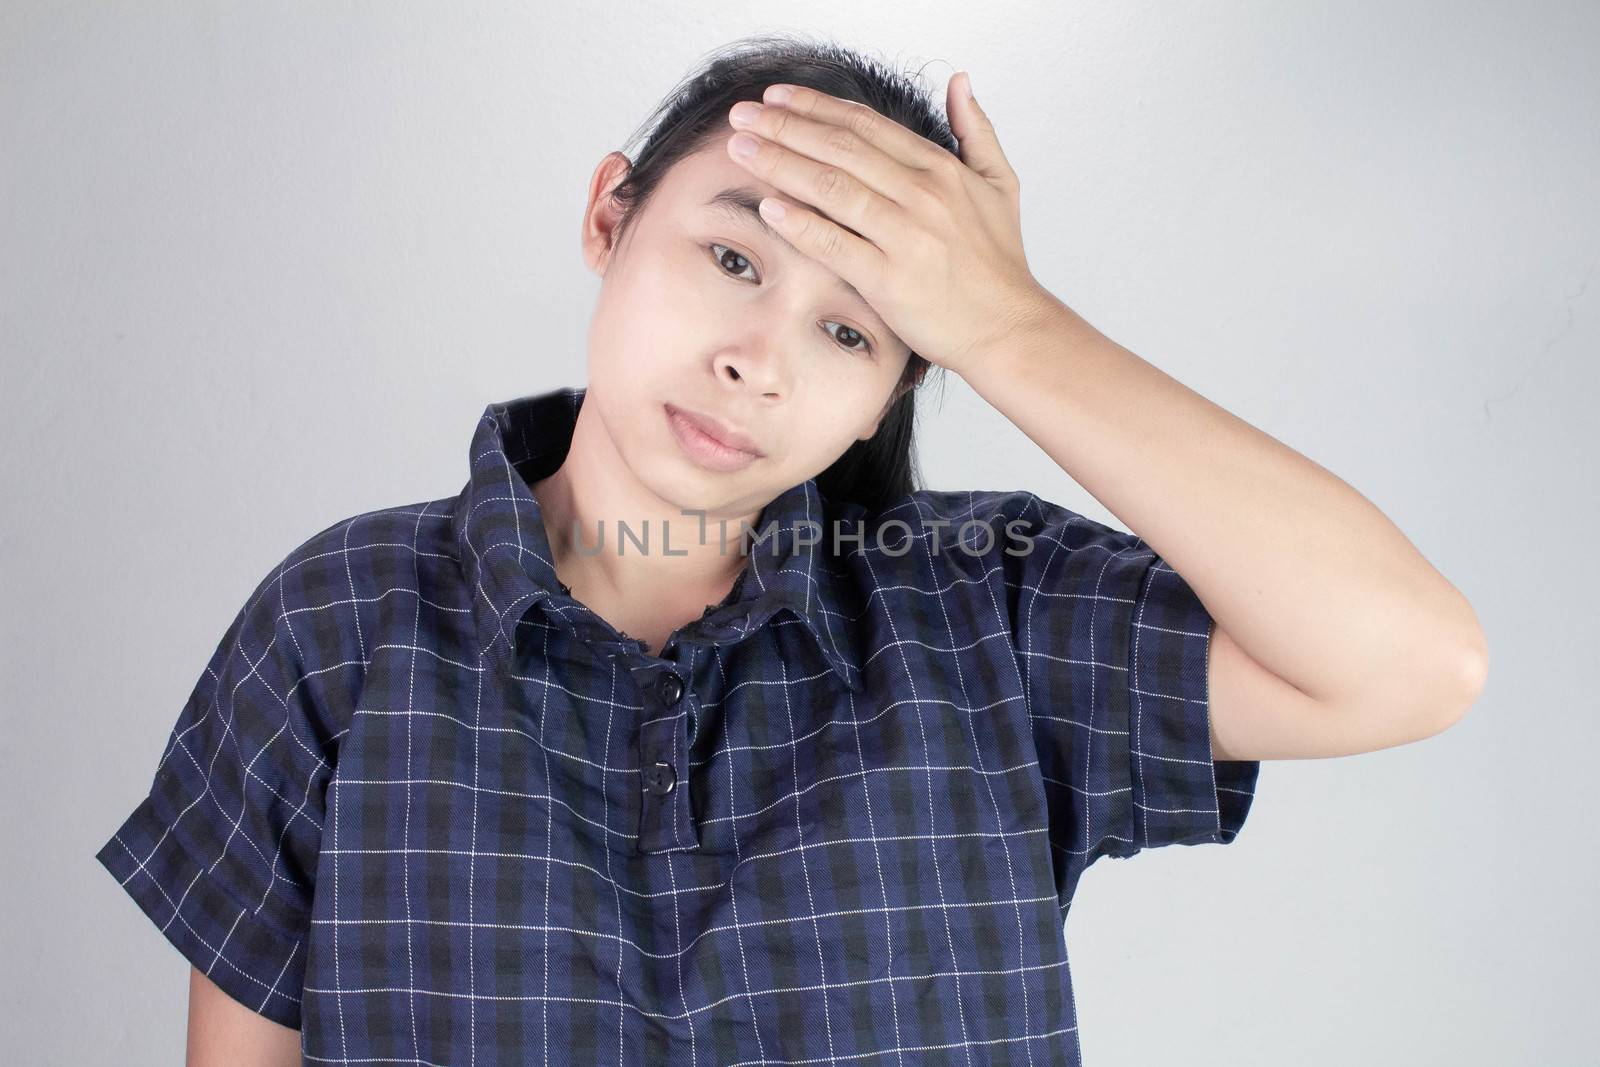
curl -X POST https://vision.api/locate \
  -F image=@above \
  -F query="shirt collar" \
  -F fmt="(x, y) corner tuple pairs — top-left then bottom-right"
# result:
(449, 386), (864, 692)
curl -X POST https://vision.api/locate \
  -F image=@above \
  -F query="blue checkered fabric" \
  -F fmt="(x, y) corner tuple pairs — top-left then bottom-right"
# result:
(97, 384), (1259, 1064)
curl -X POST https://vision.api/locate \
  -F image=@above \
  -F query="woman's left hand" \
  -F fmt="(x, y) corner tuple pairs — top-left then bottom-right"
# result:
(724, 72), (1058, 378)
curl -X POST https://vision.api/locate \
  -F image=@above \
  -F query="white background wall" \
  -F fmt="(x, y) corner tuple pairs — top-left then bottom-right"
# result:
(5, 2), (1594, 1063)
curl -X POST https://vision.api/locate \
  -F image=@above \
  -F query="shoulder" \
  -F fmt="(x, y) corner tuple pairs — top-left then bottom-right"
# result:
(844, 488), (1156, 601)
(871, 487), (1034, 524)
(893, 488), (1144, 549)
(229, 496), (459, 706)
(259, 496), (459, 605)
(867, 487), (1090, 543)
(863, 488), (1094, 567)
(815, 490), (1032, 610)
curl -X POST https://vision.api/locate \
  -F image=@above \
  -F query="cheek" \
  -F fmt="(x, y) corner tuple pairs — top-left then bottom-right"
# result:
(588, 268), (699, 380)
(792, 395), (882, 458)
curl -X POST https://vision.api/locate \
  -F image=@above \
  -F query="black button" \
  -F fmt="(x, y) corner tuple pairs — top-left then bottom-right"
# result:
(644, 760), (676, 796)
(656, 672), (683, 706)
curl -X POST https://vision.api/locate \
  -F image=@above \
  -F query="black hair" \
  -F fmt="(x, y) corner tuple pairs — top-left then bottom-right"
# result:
(603, 32), (957, 518)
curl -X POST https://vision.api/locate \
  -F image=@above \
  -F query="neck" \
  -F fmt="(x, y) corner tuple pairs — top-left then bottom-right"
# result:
(531, 405), (760, 608)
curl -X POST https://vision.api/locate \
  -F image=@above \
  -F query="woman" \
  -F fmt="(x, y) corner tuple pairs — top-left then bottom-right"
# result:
(97, 33), (1487, 1066)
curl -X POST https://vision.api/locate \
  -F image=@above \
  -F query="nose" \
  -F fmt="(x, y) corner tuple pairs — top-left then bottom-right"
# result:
(712, 343), (787, 400)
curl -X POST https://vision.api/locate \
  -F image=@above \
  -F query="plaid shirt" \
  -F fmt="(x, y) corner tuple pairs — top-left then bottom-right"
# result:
(96, 384), (1259, 1065)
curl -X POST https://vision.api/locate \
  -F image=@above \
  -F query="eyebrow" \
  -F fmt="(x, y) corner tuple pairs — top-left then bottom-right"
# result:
(703, 186), (878, 315)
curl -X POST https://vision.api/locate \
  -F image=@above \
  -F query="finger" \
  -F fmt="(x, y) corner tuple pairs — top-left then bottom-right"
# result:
(729, 99), (916, 207)
(726, 129), (904, 258)
(946, 71), (1018, 188)
(762, 83), (949, 173)
(753, 195), (884, 305)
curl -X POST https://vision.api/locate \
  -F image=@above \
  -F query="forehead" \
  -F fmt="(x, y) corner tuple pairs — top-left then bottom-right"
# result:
(662, 139), (776, 200)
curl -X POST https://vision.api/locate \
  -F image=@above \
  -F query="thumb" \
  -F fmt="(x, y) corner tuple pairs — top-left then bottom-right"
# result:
(948, 71), (1013, 185)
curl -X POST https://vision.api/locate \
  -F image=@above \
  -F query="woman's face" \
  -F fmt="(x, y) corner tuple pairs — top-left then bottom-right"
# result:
(579, 139), (915, 520)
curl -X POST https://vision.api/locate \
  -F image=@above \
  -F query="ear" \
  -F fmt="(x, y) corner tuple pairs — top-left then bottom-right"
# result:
(582, 152), (634, 277)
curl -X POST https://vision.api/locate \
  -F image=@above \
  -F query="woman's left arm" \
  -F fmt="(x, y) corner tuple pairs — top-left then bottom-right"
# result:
(725, 75), (1487, 757)
(963, 294), (1488, 758)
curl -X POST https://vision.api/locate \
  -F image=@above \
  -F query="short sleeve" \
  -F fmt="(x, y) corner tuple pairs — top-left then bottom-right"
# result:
(984, 492), (1260, 907)
(94, 552), (339, 1031)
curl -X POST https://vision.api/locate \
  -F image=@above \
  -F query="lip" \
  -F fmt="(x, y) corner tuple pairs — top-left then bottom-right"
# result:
(665, 403), (764, 472)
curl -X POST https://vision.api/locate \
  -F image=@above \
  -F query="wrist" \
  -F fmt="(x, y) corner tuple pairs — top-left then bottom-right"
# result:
(958, 287), (1087, 387)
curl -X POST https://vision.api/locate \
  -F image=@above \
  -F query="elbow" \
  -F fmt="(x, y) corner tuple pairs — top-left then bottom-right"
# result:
(1323, 605), (1488, 749)
(1421, 581), (1489, 728)
(1427, 621), (1489, 733)
(1451, 627), (1489, 715)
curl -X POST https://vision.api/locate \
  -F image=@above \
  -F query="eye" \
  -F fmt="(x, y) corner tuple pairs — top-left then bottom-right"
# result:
(823, 322), (870, 353)
(708, 242), (875, 355)
(710, 242), (757, 282)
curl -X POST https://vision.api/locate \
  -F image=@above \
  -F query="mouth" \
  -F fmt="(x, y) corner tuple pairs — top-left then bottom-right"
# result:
(664, 403), (765, 472)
